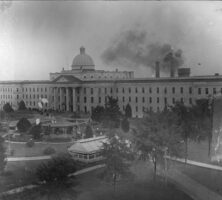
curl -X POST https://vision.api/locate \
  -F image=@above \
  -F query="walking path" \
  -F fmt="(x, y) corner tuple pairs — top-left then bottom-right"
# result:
(164, 156), (222, 200)
(6, 155), (51, 162)
(166, 168), (222, 200)
(166, 156), (222, 171)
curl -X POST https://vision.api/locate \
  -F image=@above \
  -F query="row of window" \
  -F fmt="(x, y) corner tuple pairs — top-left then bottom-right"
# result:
(0, 87), (48, 93)
(22, 94), (48, 99)
(80, 95), (193, 106)
(81, 86), (222, 95)
(22, 87), (48, 93)
(0, 94), (13, 99)
(83, 87), (146, 95)
(0, 88), (13, 92)
(82, 74), (128, 79)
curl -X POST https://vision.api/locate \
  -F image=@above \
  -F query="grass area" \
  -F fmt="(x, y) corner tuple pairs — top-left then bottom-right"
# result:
(4, 141), (73, 157)
(6, 110), (40, 121)
(0, 160), (46, 193)
(2, 161), (193, 200)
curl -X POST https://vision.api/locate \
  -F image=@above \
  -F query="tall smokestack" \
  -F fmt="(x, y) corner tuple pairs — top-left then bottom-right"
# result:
(155, 61), (160, 78)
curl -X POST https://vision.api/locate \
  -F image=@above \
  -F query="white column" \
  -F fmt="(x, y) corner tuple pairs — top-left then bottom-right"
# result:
(60, 87), (63, 111)
(66, 87), (69, 112)
(73, 88), (76, 112)
(53, 87), (57, 110)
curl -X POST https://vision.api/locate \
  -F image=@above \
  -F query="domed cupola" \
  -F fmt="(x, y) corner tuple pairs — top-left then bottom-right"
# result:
(71, 46), (95, 71)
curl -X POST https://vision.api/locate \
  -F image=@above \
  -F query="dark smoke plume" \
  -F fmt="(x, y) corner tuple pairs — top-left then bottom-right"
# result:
(101, 30), (184, 72)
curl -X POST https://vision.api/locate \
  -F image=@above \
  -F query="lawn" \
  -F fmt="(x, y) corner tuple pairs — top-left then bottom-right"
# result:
(4, 141), (73, 157)
(1, 161), (193, 200)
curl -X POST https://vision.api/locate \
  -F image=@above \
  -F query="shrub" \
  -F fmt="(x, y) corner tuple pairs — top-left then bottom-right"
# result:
(3, 103), (14, 113)
(121, 118), (130, 133)
(18, 100), (27, 110)
(17, 118), (32, 133)
(29, 124), (42, 139)
(43, 147), (56, 155)
(84, 124), (93, 138)
(26, 139), (35, 147)
(36, 154), (77, 183)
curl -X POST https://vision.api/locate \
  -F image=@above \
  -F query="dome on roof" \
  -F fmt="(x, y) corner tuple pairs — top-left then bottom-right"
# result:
(71, 47), (95, 71)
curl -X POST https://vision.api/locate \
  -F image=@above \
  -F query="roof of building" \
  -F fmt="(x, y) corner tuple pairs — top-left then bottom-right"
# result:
(2, 75), (222, 85)
(52, 75), (82, 83)
(71, 47), (95, 70)
(68, 136), (108, 154)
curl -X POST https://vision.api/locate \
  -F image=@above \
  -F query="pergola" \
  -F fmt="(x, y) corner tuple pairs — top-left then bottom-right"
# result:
(42, 121), (80, 135)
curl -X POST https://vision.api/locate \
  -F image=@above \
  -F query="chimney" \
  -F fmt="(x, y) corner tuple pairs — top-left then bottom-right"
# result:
(155, 61), (160, 78)
(178, 68), (191, 77)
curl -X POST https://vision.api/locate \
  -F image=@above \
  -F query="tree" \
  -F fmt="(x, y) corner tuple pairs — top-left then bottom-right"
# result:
(91, 105), (105, 122)
(16, 118), (32, 133)
(104, 96), (122, 128)
(18, 100), (27, 110)
(134, 109), (183, 180)
(0, 111), (5, 121)
(34, 154), (77, 200)
(0, 136), (6, 174)
(29, 124), (42, 140)
(171, 102), (198, 162)
(101, 131), (134, 192)
(121, 118), (130, 133)
(125, 104), (132, 118)
(36, 154), (76, 183)
(84, 124), (93, 138)
(192, 99), (211, 156)
(3, 103), (13, 113)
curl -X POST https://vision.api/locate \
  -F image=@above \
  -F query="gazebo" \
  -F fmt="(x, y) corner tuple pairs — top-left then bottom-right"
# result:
(68, 136), (108, 163)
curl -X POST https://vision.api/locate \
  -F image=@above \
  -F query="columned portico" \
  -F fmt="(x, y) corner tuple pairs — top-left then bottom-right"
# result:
(59, 87), (63, 110)
(53, 86), (77, 112)
(66, 87), (69, 111)
(53, 87), (57, 110)
(72, 87), (76, 112)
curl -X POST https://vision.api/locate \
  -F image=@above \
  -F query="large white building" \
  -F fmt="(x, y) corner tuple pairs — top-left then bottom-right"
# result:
(1, 46), (222, 118)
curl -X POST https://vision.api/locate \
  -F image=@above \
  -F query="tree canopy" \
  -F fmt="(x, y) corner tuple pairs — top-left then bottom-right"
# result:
(91, 106), (105, 122)
(29, 124), (42, 140)
(101, 130), (134, 190)
(133, 109), (183, 178)
(125, 104), (132, 118)
(18, 100), (27, 110)
(17, 118), (32, 133)
(0, 136), (6, 174)
(84, 124), (94, 138)
(36, 154), (77, 183)
(104, 96), (122, 128)
(35, 154), (78, 200)
(3, 103), (13, 113)
(121, 118), (130, 133)
(91, 96), (122, 128)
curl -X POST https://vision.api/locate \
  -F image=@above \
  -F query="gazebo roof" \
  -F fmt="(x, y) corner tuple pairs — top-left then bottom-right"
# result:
(68, 136), (107, 154)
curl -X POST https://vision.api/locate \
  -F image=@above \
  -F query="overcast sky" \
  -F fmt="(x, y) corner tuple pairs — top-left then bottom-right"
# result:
(1, 1), (222, 80)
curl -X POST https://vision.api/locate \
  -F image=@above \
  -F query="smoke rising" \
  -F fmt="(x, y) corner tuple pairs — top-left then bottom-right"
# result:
(101, 30), (184, 72)
(0, 1), (12, 13)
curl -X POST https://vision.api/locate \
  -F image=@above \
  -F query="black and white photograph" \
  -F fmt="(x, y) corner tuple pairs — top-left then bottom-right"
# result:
(1, 1), (222, 199)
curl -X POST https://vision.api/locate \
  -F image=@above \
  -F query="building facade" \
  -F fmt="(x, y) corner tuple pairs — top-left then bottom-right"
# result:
(1, 47), (222, 118)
